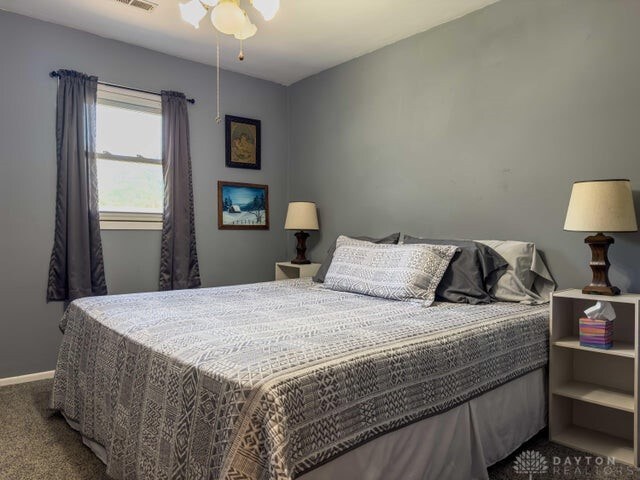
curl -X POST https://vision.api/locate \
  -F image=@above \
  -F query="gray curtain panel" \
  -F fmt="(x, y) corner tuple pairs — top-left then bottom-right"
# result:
(159, 91), (201, 290)
(47, 70), (107, 302)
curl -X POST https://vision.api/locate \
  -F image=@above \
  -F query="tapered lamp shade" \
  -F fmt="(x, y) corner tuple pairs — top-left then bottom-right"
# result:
(211, 0), (245, 35)
(564, 180), (638, 233)
(285, 202), (319, 231)
(235, 13), (257, 40)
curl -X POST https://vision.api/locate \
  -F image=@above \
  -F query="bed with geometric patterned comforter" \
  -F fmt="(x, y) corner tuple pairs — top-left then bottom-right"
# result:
(51, 278), (549, 480)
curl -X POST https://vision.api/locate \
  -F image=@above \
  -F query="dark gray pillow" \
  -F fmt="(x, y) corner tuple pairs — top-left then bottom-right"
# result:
(312, 233), (401, 283)
(402, 236), (508, 304)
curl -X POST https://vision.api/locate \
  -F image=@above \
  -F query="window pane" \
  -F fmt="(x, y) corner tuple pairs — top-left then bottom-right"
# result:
(96, 104), (161, 159)
(97, 159), (163, 213)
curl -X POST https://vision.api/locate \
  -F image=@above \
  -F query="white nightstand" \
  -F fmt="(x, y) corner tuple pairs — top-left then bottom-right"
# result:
(275, 262), (321, 280)
(549, 289), (640, 466)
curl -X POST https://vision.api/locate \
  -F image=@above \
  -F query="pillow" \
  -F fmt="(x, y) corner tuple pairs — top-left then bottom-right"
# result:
(312, 232), (401, 283)
(475, 240), (556, 304)
(402, 236), (508, 304)
(323, 236), (457, 305)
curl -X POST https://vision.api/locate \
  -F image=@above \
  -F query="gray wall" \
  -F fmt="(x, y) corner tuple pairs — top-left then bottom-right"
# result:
(288, 0), (640, 292)
(4, 0), (640, 379)
(0, 11), (288, 377)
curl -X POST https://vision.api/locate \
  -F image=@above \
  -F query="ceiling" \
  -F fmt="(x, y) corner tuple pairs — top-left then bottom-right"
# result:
(0, 0), (499, 85)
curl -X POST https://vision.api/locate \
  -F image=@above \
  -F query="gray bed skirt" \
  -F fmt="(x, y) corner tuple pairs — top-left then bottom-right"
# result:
(65, 368), (546, 480)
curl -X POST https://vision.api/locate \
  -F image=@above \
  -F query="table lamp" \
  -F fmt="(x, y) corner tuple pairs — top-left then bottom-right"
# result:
(285, 202), (319, 264)
(564, 179), (638, 295)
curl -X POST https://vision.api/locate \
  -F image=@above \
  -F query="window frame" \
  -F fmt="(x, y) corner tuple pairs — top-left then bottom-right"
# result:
(96, 84), (164, 231)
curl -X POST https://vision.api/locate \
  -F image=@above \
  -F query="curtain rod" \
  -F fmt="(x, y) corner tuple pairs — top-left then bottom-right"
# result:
(49, 71), (196, 104)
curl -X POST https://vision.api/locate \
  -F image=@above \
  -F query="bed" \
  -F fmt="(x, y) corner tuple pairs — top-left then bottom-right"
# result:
(51, 278), (549, 480)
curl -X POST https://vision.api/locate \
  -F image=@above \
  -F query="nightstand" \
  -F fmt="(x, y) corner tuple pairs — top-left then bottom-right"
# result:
(549, 289), (640, 466)
(275, 262), (321, 280)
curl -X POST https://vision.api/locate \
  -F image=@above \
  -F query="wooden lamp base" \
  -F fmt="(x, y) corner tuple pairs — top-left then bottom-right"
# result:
(582, 232), (620, 296)
(291, 231), (310, 265)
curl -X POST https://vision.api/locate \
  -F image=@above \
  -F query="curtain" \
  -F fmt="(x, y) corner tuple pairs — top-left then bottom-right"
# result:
(159, 91), (201, 290)
(47, 70), (107, 302)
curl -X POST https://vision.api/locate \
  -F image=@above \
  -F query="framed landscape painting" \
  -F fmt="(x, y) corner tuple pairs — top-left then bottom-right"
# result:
(218, 181), (269, 230)
(225, 115), (261, 170)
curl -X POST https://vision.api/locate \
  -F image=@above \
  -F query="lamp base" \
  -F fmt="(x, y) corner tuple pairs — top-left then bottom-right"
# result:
(291, 231), (310, 265)
(291, 259), (311, 265)
(582, 232), (620, 296)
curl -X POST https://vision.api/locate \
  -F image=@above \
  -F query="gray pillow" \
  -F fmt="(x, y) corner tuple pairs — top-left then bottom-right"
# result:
(323, 236), (458, 305)
(312, 232), (401, 283)
(475, 240), (556, 304)
(402, 236), (508, 304)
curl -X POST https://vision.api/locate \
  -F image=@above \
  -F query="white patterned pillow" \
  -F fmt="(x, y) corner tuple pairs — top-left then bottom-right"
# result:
(323, 236), (458, 305)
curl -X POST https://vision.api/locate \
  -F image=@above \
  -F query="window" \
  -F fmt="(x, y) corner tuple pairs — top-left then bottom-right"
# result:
(96, 85), (163, 230)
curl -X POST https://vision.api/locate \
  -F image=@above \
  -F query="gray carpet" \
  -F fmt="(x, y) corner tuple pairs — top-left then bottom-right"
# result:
(1, 379), (639, 480)
(0, 380), (108, 480)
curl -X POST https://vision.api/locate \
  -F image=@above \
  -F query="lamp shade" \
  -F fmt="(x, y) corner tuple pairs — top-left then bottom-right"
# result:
(564, 179), (638, 232)
(234, 13), (257, 40)
(211, 0), (245, 35)
(285, 202), (319, 231)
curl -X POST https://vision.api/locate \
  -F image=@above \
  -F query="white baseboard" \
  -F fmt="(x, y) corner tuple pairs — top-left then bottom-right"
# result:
(0, 370), (55, 387)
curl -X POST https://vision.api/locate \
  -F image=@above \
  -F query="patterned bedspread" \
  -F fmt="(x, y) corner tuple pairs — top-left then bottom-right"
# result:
(51, 278), (549, 480)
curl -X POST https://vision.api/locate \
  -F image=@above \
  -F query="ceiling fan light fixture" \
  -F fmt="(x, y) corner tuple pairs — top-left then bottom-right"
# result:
(251, 0), (279, 21)
(176, 0), (282, 124)
(179, 0), (207, 28)
(211, 0), (246, 35)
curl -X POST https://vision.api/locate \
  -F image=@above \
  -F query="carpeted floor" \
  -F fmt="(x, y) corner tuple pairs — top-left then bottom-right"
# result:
(0, 380), (108, 480)
(1, 380), (639, 480)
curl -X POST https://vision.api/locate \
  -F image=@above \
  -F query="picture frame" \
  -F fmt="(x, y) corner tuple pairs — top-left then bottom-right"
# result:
(218, 181), (269, 230)
(225, 115), (261, 170)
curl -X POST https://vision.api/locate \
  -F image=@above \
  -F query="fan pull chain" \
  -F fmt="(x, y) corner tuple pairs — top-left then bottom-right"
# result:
(238, 40), (245, 61)
(216, 34), (221, 124)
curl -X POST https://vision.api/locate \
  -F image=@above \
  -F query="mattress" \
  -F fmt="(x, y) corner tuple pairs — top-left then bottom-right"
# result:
(51, 278), (549, 480)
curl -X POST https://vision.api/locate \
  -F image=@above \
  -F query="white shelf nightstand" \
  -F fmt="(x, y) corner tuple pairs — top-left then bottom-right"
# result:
(275, 262), (321, 280)
(549, 289), (640, 466)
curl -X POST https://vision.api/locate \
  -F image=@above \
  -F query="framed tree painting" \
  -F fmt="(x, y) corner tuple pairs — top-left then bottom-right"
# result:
(225, 115), (261, 170)
(218, 181), (269, 230)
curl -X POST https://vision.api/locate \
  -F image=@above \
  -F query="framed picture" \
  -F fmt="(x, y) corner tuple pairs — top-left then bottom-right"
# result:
(225, 115), (261, 170)
(218, 181), (269, 230)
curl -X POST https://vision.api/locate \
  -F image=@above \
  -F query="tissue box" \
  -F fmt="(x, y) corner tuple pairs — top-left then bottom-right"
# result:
(579, 317), (613, 349)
